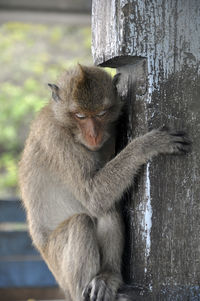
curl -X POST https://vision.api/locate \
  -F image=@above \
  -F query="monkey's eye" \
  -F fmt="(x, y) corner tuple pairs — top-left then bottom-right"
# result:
(75, 113), (87, 119)
(96, 110), (107, 117)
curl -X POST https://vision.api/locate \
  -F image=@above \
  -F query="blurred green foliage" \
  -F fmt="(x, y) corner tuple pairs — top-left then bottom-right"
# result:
(0, 22), (93, 198)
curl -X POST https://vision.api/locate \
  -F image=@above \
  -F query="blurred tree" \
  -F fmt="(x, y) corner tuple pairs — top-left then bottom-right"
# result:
(0, 22), (92, 198)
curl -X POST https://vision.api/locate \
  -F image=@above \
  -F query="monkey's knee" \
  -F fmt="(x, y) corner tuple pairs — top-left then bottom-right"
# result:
(72, 213), (96, 226)
(69, 213), (96, 236)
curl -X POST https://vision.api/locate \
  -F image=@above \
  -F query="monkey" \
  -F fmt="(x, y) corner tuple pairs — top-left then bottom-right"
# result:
(19, 64), (190, 301)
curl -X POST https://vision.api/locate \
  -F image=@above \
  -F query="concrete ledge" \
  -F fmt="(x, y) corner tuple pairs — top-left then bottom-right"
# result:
(0, 0), (91, 13)
(0, 10), (91, 25)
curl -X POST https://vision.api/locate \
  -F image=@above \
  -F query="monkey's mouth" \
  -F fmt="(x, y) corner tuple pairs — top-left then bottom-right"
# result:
(86, 144), (102, 151)
(84, 134), (110, 152)
(84, 140), (104, 151)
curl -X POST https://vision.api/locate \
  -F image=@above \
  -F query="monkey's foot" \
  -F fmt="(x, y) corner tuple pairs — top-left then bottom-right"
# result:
(116, 285), (144, 301)
(82, 276), (114, 301)
(116, 293), (135, 301)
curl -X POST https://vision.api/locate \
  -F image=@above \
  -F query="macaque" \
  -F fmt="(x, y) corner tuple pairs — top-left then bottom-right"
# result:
(19, 64), (190, 301)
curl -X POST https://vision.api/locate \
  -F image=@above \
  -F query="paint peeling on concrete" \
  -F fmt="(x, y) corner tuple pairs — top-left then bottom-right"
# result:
(144, 162), (152, 259)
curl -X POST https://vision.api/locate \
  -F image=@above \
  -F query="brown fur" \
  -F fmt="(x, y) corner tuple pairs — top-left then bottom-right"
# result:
(19, 65), (190, 301)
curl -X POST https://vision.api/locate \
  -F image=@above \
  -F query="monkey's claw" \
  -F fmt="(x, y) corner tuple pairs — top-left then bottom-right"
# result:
(157, 127), (192, 155)
(82, 277), (113, 301)
(169, 130), (191, 154)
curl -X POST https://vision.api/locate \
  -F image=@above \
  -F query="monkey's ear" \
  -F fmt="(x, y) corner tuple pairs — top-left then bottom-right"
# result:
(48, 83), (61, 102)
(77, 63), (87, 84)
(112, 73), (121, 89)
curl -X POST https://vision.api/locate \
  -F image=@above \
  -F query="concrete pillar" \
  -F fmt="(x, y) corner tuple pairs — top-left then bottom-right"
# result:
(92, 1), (200, 299)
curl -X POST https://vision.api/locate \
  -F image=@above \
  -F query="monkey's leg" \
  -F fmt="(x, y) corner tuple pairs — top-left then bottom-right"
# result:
(83, 210), (124, 301)
(45, 214), (100, 301)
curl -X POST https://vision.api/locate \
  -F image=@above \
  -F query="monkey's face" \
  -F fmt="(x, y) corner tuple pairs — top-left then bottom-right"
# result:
(49, 65), (122, 151)
(71, 105), (118, 151)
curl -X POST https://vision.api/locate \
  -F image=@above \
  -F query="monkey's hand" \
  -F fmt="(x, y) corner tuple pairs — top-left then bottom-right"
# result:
(82, 278), (110, 301)
(144, 127), (191, 156)
(82, 274), (120, 301)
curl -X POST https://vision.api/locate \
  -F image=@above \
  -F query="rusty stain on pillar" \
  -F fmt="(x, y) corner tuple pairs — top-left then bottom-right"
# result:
(92, 0), (200, 300)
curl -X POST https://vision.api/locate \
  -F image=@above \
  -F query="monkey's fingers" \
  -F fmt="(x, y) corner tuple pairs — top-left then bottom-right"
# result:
(94, 283), (106, 301)
(90, 278), (111, 301)
(82, 277), (113, 301)
(90, 279), (106, 301)
(101, 286), (112, 301)
(171, 133), (192, 154)
(171, 136), (191, 144)
(82, 282), (92, 301)
(171, 133), (191, 145)
(159, 127), (192, 155)
(170, 130), (187, 137)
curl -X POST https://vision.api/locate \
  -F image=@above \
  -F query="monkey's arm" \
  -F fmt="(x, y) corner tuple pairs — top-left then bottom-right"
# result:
(62, 128), (190, 217)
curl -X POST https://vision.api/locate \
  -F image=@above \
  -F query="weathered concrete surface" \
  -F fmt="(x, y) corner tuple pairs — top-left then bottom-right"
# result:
(92, 1), (200, 300)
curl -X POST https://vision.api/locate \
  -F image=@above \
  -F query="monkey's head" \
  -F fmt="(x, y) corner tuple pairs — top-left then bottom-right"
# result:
(48, 64), (122, 151)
